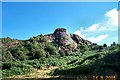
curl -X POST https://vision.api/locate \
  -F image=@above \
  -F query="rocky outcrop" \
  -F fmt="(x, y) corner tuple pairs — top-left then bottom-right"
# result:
(53, 28), (66, 34)
(45, 34), (54, 42)
(70, 34), (92, 45)
(44, 28), (92, 53)
(70, 34), (84, 44)
(53, 28), (77, 49)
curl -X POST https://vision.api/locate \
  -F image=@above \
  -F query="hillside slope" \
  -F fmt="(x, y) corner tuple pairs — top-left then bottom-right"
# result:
(1, 28), (92, 60)
(1, 28), (120, 79)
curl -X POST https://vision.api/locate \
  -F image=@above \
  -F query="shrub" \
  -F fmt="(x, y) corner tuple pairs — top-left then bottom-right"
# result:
(2, 50), (14, 61)
(9, 45), (29, 60)
(80, 44), (89, 52)
(33, 49), (46, 59)
(103, 43), (107, 47)
(2, 64), (33, 78)
(45, 44), (58, 55)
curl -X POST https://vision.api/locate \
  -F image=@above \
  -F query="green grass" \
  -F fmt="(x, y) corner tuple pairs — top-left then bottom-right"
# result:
(2, 43), (120, 78)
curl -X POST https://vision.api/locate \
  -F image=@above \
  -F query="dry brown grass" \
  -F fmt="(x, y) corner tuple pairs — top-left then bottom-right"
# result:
(8, 66), (58, 78)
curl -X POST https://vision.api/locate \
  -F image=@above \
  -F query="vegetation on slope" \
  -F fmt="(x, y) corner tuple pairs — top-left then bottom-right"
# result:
(1, 36), (120, 78)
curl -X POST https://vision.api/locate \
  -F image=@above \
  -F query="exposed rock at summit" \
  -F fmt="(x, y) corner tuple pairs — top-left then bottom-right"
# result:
(53, 28), (77, 49)
(2, 28), (92, 56)
(45, 28), (92, 46)
(44, 28), (92, 53)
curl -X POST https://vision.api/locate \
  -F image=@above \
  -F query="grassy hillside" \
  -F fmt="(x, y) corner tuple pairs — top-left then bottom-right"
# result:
(1, 36), (120, 79)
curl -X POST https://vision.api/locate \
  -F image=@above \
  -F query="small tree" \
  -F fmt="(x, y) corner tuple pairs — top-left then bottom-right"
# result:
(98, 46), (103, 51)
(33, 49), (46, 59)
(103, 43), (107, 47)
(45, 44), (58, 55)
(80, 43), (89, 52)
(46, 52), (50, 58)
(113, 42), (116, 46)
(2, 51), (14, 61)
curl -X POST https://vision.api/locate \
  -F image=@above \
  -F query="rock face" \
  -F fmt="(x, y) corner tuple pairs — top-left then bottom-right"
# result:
(53, 28), (66, 34)
(70, 34), (84, 44)
(53, 28), (77, 49)
(70, 34), (92, 45)
(45, 28), (92, 53)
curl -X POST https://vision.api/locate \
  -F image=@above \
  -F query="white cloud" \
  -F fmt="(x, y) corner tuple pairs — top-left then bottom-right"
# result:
(85, 24), (107, 32)
(85, 24), (99, 32)
(99, 26), (106, 31)
(85, 8), (118, 32)
(105, 8), (118, 27)
(74, 30), (86, 38)
(86, 34), (108, 43)
(73, 8), (117, 44)
(74, 29), (108, 43)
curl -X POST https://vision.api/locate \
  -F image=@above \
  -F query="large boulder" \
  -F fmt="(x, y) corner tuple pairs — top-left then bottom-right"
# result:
(53, 28), (77, 49)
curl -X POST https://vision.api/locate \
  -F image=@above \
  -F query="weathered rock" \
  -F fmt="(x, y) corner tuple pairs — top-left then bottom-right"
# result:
(84, 40), (92, 45)
(53, 28), (66, 34)
(70, 34), (92, 45)
(44, 34), (54, 42)
(70, 34), (84, 44)
(44, 28), (92, 53)
(53, 28), (77, 49)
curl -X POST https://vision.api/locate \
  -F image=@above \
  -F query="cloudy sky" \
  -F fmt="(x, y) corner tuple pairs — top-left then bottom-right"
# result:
(74, 8), (118, 45)
(2, 2), (118, 45)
